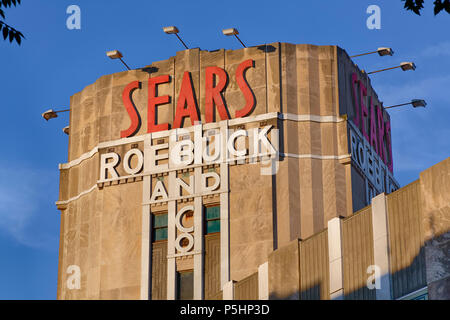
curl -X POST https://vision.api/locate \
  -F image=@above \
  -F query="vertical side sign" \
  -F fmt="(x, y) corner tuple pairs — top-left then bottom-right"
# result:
(351, 73), (360, 128)
(377, 106), (385, 163)
(121, 81), (142, 138)
(385, 120), (393, 173)
(351, 72), (394, 173)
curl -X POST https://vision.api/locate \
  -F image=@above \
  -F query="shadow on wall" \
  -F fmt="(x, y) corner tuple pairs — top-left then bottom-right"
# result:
(267, 234), (450, 300)
(268, 157), (450, 300)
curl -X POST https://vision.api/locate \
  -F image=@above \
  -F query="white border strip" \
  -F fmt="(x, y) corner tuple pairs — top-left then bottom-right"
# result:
(59, 147), (98, 170)
(282, 153), (351, 160)
(55, 184), (97, 206)
(59, 135), (146, 170)
(279, 113), (345, 123)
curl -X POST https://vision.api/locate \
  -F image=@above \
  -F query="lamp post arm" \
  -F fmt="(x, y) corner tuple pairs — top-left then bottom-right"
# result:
(384, 102), (412, 109)
(119, 58), (131, 70)
(175, 34), (189, 49)
(55, 109), (71, 114)
(234, 34), (247, 48)
(350, 50), (378, 58)
(367, 65), (401, 75)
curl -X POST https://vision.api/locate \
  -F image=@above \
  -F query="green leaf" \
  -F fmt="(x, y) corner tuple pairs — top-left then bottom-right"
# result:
(2, 25), (8, 39)
(434, 0), (444, 14)
(0, 8), (4, 19)
(403, 0), (414, 10)
(14, 31), (20, 44)
(403, 0), (424, 15)
(8, 28), (14, 42)
(406, 0), (414, 9)
(0, 0), (21, 8)
(444, 0), (450, 13)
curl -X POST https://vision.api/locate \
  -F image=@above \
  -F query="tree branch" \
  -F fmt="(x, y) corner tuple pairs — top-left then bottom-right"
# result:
(0, 0), (22, 8)
(0, 20), (24, 44)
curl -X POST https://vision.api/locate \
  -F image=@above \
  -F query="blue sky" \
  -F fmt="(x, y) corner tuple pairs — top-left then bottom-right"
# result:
(0, 0), (448, 299)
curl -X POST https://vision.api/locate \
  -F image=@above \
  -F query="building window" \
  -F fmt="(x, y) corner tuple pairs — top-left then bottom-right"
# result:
(205, 205), (220, 234)
(176, 270), (194, 300)
(152, 213), (168, 241)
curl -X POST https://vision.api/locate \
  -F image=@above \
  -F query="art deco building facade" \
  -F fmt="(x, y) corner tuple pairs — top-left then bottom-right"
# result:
(55, 43), (449, 300)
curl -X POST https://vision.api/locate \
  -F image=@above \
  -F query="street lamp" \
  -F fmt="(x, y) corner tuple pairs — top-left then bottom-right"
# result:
(222, 28), (246, 48)
(62, 126), (70, 135)
(350, 47), (394, 58)
(41, 108), (70, 121)
(106, 50), (131, 70)
(367, 62), (416, 75)
(163, 26), (189, 49)
(384, 99), (427, 109)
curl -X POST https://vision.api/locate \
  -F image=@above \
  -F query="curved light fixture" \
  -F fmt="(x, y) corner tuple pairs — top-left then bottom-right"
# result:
(106, 50), (131, 70)
(222, 27), (246, 48)
(42, 108), (70, 121)
(63, 126), (70, 135)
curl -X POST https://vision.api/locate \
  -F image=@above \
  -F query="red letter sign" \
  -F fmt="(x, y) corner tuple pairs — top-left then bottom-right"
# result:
(377, 105), (385, 163)
(351, 73), (360, 128)
(120, 81), (141, 138)
(385, 120), (393, 173)
(173, 71), (200, 128)
(148, 75), (170, 133)
(205, 66), (229, 123)
(360, 81), (369, 142)
(235, 59), (255, 118)
(369, 97), (378, 154)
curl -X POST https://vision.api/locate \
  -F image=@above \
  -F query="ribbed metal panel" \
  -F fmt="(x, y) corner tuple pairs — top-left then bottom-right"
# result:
(299, 231), (330, 300)
(387, 181), (426, 299)
(234, 272), (259, 300)
(342, 208), (376, 300)
(151, 241), (167, 300)
(204, 233), (221, 299)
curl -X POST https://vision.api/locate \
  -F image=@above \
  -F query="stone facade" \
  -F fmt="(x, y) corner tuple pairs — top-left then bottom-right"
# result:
(56, 43), (408, 300)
